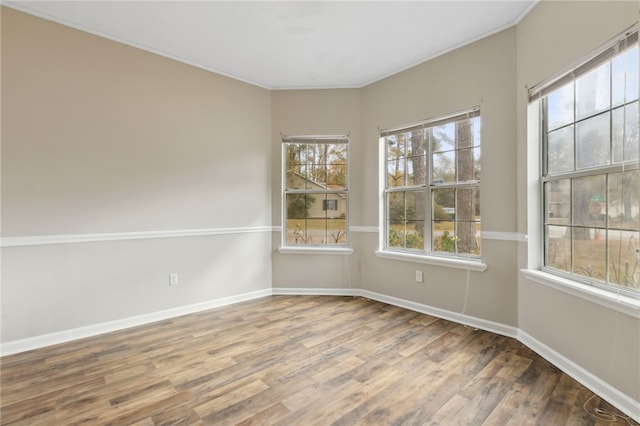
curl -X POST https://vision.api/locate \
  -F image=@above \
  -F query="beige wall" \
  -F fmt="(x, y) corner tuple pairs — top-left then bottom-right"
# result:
(360, 28), (519, 327)
(2, 0), (639, 416)
(1, 7), (272, 341)
(270, 89), (362, 289)
(516, 1), (640, 402)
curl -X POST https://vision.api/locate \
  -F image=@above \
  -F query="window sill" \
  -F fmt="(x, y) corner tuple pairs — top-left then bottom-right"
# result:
(520, 269), (640, 319)
(278, 246), (354, 255)
(375, 250), (487, 272)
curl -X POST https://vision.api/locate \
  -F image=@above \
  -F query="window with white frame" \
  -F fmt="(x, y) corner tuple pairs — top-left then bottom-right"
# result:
(530, 29), (639, 295)
(282, 135), (348, 247)
(381, 108), (481, 257)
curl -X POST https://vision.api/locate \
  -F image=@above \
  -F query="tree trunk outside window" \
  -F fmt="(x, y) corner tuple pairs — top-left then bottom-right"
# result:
(456, 120), (476, 254)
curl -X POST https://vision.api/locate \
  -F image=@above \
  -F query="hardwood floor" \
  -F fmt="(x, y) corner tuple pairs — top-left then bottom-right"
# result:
(1, 295), (636, 425)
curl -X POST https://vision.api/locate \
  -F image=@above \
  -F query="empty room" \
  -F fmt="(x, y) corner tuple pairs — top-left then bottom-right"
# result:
(1, 1), (639, 424)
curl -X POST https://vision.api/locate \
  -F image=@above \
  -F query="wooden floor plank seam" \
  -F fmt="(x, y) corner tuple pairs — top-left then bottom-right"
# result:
(0, 295), (636, 425)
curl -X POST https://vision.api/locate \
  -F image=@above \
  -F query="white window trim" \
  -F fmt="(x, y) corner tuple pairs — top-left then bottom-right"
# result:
(280, 134), (350, 251)
(378, 107), (483, 265)
(278, 246), (353, 255)
(526, 62), (640, 313)
(521, 269), (640, 318)
(375, 250), (487, 271)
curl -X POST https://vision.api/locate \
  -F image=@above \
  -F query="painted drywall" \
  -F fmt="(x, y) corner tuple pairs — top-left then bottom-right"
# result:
(359, 28), (519, 327)
(2, 1), (639, 417)
(1, 7), (272, 341)
(270, 89), (362, 289)
(516, 1), (640, 402)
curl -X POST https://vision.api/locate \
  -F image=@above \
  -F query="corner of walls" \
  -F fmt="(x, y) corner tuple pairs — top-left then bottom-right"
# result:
(1, 7), (273, 344)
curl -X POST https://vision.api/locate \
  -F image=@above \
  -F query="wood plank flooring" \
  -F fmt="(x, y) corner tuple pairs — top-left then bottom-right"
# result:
(1, 295), (637, 425)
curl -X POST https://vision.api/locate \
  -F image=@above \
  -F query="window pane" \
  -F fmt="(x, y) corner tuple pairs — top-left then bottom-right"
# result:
(456, 118), (475, 149)
(573, 175), (607, 228)
(612, 46), (639, 106)
(290, 143), (325, 189)
(456, 148), (477, 182)
(387, 192), (407, 222)
(432, 151), (455, 183)
(386, 190), (425, 251)
(608, 170), (640, 231)
(407, 155), (427, 186)
(325, 218), (347, 245)
(406, 129), (427, 157)
(546, 225), (571, 272)
(304, 218), (327, 245)
(431, 123), (455, 152)
(612, 102), (639, 163)
(573, 228), (606, 281)
(288, 217), (347, 246)
(387, 158), (406, 187)
(326, 143), (348, 190)
(387, 225), (404, 248)
(457, 221), (480, 255)
(386, 135), (405, 161)
(286, 193), (313, 219)
(576, 112), (610, 169)
(286, 144), (311, 189)
(456, 187), (478, 221)
(406, 191), (426, 222)
(576, 62), (611, 120)
(382, 109), (480, 258)
(432, 221), (455, 253)
(286, 221), (310, 245)
(545, 180), (571, 225)
(404, 221), (425, 250)
(283, 138), (348, 247)
(547, 83), (574, 130)
(433, 188), (455, 220)
(385, 134), (406, 189)
(472, 116), (481, 147)
(608, 230), (639, 289)
(540, 34), (638, 290)
(327, 165), (347, 190)
(547, 125), (574, 174)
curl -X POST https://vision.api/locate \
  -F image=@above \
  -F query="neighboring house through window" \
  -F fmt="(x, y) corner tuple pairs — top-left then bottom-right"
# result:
(529, 28), (639, 295)
(380, 107), (481, 258)
(282, 135), (348, 247)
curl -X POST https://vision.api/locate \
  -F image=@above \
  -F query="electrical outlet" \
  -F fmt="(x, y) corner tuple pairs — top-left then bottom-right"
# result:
(169, 273), (178, 286)
(415, 270), (423, 283)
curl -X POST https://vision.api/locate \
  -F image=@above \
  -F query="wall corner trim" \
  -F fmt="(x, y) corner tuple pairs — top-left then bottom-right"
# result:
(0, 288), (272, 356)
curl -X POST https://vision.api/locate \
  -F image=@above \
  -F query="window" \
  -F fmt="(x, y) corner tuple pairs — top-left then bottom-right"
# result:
(323, 199), (338, 211)
(282, 135), (348, 247)
(531, 29), (639, 295)
(381, 108), (481, 258)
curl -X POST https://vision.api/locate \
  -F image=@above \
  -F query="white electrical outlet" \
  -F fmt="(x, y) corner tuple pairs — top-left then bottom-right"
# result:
(169, 273), (178, 286)
(416, 270), (423, 283)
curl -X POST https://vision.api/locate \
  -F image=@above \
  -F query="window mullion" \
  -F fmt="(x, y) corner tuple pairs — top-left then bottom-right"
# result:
(425, 187), (433, 254)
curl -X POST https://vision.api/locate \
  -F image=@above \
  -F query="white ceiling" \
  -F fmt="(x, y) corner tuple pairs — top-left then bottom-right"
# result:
(5, 1), (537, 89)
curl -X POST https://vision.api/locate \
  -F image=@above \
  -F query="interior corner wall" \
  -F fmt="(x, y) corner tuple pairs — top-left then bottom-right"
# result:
(270, 89), (362, 290)
(1, 7), (272, 343)
(515, 1), (640, 403)
(360, 28), (519, 327)
(2, 2), (639, 414)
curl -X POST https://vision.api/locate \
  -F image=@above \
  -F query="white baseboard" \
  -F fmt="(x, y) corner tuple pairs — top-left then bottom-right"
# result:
(359, 289), (518, 338)
(0, 288), (272, 356)
(272, 287), (638, 422)
(518, 330), (640, 424)
(271, 287), (517, 338)
(271, 287), (359, 296)
(2, 287), (637, 423)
